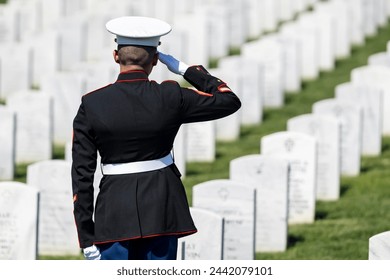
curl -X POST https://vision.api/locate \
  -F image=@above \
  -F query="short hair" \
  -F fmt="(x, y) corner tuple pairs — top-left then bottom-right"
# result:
(117, 45), (157, 67)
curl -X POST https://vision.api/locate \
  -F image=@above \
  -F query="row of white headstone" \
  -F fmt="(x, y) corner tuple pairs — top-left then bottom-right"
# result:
(0, 0), (325, 260)
(1, 0), (389, 167)
(366, 36), (390, 258)
(0, 161), (79, 260)
(175, 2), (390, 259)
(0, 0), (342, 184)
(170, 0), (390, 173)
(0, 0), (327, 100)
(178, 58), (390, 260)
(0, 0), (326, 182)
(0, 0), (390, 260)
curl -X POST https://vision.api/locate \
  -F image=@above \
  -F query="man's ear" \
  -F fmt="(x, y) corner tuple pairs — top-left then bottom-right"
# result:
(113, 50), (119, 63)
(152, 52), (158, 66)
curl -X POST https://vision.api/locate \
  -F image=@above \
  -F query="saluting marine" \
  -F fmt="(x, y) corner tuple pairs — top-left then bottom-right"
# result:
(71, 16), (241, 260)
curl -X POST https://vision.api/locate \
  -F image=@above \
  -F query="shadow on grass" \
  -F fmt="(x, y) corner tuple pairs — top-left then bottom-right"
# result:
(13, 163), (29, 183)
(185, 169), (202, 177)
(287, 234), (305, 249)
(239, 125), (259, 138)
(339, 182), (352, 197)
(315, 209), (328, 220)
(381, 141), (390, 154)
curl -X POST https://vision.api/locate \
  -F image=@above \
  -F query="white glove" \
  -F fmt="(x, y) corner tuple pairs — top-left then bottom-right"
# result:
(83, 245), (101, 260)
(158, 52), (189, 75)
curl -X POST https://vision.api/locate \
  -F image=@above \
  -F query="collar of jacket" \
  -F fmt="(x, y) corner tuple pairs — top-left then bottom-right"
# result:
(116, 70), (149, 83)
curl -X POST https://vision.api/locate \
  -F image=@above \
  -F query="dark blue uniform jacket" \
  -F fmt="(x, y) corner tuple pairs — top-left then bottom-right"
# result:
(72, 65), (241, 248)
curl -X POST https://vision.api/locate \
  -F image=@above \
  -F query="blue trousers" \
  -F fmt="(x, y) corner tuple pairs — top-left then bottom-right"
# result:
(98, 236), (178, 260)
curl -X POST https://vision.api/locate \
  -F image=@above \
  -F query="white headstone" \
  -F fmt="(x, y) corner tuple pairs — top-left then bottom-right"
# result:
(218, 55), (263, 125)
(362, 0), (378, 36)
(0, 182), (39, 260)
(368, 52), (390, 67)
(375, 0), (388, 27)
(247, 0), (264, 37)
(0, 2), (30, 43)
(0, 4), (17, 43)
(335, 82), (383, 156)
(219, 0), (247, 49)
(369, 231), (390, 260)
(0, 43), (32, 99)
(242, 38), (284, 108)
(192, 179), (256, 259)
(314, 1), (352, 59)
(56, 15), (87, 71)
(292, 0), (307, 13)
(7, 91), (53, 164)
(171, 0), (195, 14)
(173, 10), (208, 67)
(298, 12), (336, 71)
(209, 68), (241, 141)
(30, 30), (59, 87)
(27, 160), (80, 256)
(40, 0), (65, 31)
(287, 114), (341, 201)
(275, 35), (302, 93)
(280, 22), (319, 81)
(126, 0), (154, 18)
(11, 0), (43, 43)
(338, 0), (365, 46)
(173, 126), (186, 178)
(41, 72), (86, 145)
(261, 131), (317, 224)
(230, 155), (289, 252)
(0, 106), (15, 180)
(74, 62), (118, 93)
(178, 208), (224, 260)
(65, 142), (72, 162)
(258, 0), (278, 32)
(350, 65), (390, 136)
(85, 14), (117, 62)
(61, 0), (87, 17)
(151, 0), (175, 22)
(200, 6), (229, 59)
(278, 0), (295, 22)
(185, 121), (215, 162)
(387, 0), (390, 17)
(313, 98), (362, 176)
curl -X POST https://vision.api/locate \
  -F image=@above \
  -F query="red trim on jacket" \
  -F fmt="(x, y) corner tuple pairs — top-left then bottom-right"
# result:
(83, 84), (112, 96)
(93, 229), (198, 245)
(189, 88), (213, 97)
(217, 83), (232, 93)
(161, 80), (179, 84)
(116, 78), (149, 83)
(120, 69), (148, 75)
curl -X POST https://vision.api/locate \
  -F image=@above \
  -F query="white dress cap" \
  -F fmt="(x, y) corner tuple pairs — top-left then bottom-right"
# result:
(106, 16), (172, 47)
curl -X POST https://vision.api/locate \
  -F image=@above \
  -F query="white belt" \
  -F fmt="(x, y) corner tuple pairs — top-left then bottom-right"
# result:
(101, 154), (173, 175)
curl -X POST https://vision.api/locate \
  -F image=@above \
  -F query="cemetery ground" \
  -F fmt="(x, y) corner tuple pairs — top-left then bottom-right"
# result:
(10, 19), (390, 260)
(182, 19), (390, 260)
